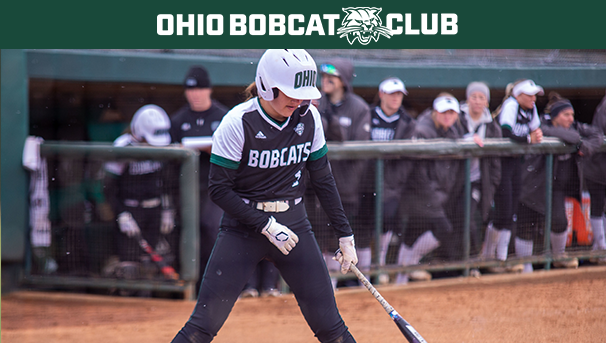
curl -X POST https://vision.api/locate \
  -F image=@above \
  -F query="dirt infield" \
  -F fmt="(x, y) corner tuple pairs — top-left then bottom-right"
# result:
(2, 266), (606, 343)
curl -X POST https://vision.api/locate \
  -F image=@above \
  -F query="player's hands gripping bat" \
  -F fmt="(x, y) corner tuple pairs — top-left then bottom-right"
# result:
(135, 234), (180, 281)
(333, 235), (358, 274)
(349, 264), (428, 343)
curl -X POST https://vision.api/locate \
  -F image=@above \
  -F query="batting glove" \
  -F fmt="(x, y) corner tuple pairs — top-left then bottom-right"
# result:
(334, 235), (358, 274)
(261, 216), (299, 255)
(117, 211), (140, 238)
(160, 209), (175, 235)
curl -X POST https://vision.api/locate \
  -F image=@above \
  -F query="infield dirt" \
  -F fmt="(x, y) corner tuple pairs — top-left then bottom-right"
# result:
(2, 266), (605, 343)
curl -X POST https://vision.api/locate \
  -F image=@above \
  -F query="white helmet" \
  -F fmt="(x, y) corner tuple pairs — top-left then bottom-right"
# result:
(255, 49), (322, 101)
(131, 104), (171, 146)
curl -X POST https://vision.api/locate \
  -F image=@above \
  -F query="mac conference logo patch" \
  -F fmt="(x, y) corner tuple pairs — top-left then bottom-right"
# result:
(294, 123), (305, 136)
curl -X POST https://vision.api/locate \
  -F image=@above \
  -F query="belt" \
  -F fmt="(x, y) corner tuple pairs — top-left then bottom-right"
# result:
(124, 197), (161, 208)
(243, 197), (303, 213)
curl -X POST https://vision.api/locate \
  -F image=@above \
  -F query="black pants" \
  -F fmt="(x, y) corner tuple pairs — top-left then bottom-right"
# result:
(118, 206), (162, 263)
(516, 189), (568, 241)
(493, 157), (522, 231)
(586, 178), (606, 217)
(172, 204), (355, 343)
(244, 259), (280, 292)
(196, 193), (223, 294)
(448, 182), (484, 257)
(403, 214), (455, 261)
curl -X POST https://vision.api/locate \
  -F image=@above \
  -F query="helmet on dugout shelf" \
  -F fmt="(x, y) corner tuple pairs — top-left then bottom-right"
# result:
(255, 49), (322, 101)
(131, 104), (171, 146)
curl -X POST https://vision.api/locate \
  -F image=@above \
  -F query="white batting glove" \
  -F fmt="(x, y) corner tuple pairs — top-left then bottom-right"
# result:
(117, 211), (140, 238)
(333, 235), (358, 274)
(160, 209), (175, 235)
(261, 216), (299, 255)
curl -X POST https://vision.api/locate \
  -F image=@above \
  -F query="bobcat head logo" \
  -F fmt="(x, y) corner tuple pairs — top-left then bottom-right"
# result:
(337, 7), (392, 45)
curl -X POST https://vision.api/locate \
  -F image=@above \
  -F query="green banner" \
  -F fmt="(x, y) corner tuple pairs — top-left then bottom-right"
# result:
(1, 0), (604, 48)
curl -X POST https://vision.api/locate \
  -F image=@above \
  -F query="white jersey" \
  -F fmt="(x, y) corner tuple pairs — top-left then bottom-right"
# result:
(211, 98), (327, 201)
(499, 96), (541, 137)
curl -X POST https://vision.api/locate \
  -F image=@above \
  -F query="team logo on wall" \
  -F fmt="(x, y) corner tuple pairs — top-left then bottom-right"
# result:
(337, 7), (392, 45)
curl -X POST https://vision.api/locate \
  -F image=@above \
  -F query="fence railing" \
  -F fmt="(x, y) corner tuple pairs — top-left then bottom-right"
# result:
(21, 138), (606, 297)
(325, 137), (606, 281)
(23, 142), (199, 300)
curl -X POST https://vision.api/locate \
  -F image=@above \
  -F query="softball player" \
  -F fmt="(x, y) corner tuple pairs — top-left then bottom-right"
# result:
(458, 82), (502, 259)
(399, 95), (465, 283)
(367, 77), (416, 278)
(105, 105), (176, 282)
(487, 79), (544, 272)
(172, 49), (358, 343)
(516, 93), (603, 272)
(584, 92), (606, 264)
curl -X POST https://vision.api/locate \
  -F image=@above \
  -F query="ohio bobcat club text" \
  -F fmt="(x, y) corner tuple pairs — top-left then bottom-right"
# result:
(156, 13), (458, 36)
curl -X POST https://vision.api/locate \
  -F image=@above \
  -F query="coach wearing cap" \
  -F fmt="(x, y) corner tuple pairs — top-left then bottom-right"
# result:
(169, 65), (229, 293)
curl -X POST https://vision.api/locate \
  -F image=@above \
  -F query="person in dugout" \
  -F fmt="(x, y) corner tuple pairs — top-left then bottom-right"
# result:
(515, 93), (603, 273)
(104, 105), (177, 288)
(169, 65), (229, 294)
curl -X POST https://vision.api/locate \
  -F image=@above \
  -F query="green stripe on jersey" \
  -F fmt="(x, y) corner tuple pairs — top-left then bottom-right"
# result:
(309, 143), (328, 161)
(501, 124), (512, 131)
(210, 154), (240, 170)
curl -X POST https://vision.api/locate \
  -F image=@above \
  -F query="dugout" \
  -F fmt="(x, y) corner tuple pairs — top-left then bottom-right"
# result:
(3, 49), (606, 295)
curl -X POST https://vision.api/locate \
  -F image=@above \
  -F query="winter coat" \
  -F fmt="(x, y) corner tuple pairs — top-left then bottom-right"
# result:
(583, 95), (606, 185)
(459, 104), (503, 222)
(364, 106), (416, 203)
(318, 90), (371, 205)
(519, 117), (604, 215)
(403, 112), (465, 218)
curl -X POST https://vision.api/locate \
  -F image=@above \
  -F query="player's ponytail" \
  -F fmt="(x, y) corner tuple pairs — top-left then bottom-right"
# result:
(243, 82), (258, 101)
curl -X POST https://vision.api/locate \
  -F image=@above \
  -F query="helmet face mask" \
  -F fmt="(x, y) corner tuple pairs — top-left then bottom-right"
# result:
(255, 49), (321, 101)
(131, 104), (171, 146)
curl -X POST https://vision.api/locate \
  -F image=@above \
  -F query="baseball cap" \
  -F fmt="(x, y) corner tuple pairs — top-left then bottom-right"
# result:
(379, 78), (408, 95)
(184, 66), (211, 89)
(433, 96), (460, 113)
(512, 79), (544, 97)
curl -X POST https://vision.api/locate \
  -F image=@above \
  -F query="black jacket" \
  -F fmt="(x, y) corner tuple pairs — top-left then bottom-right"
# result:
(318, 91), (371, 205)
(459, 106), (503, 222)
(583, 95), (606, 185)
(403, 113), (465, 218)
(519, 117), (603, 214)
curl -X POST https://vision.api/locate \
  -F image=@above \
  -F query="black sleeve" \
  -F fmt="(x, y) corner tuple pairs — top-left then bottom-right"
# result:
(104, 173), (125, 215)
(578, 123), (605, 156)
(321, 105), (346, 142)
(501, 126), (530, 143)
(208, 163), (270, 232)
(306, 155), (353, 238)
(542, 124), (581, 145)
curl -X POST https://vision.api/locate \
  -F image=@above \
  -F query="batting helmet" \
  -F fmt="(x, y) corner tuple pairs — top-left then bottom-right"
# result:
(255, 49), (322, 101)
(131, 104), (171, 146)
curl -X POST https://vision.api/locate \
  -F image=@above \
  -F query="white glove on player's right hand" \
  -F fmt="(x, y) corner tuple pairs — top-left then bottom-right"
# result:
(117, 211), (140, 238)
(261, 216), (299, 255)
(160, 209), (175, 235)
(333, 235), (358, 274)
